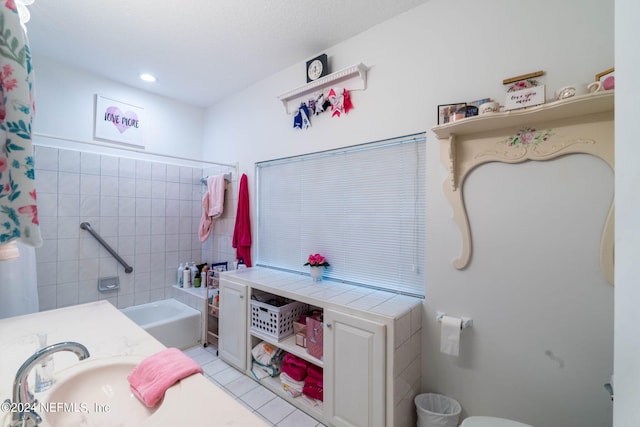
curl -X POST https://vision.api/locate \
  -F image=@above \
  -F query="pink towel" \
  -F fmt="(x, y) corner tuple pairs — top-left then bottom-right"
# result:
(198, 174), (226, 243)
(127, 348), (203, 407)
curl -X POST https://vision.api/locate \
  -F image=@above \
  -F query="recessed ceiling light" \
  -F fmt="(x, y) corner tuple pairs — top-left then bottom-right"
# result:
(139, 73), (157, 83)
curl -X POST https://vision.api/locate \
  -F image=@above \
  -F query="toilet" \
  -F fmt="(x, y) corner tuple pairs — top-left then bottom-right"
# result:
(460, 416), (533, 427)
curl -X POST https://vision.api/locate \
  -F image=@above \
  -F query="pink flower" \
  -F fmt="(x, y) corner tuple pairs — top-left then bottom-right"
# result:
(304, 253), (330, 267)
(0, 64), (17, 92)
(519, 132), (534, 144)
(4, 0), (16, 11)
(0, 156), (7, 172)
(18, 205), (39, 225)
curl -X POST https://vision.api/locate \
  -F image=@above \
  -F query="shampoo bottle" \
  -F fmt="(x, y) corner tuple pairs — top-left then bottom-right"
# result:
(177, 263), (184, 287)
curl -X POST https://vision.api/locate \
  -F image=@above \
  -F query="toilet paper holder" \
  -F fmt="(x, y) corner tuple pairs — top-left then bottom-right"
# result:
(436, 311), (473, 330)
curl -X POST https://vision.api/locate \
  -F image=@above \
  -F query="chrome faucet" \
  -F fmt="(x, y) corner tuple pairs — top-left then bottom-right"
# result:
(4, 342), (90, 427)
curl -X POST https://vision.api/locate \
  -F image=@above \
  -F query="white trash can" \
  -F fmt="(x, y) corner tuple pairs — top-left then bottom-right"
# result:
(415, 393), (462, 427)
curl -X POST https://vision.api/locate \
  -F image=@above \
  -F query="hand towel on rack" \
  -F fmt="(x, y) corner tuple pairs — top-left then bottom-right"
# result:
(127, 347), (203, 407)
(198, 174), (226, 243)
(232, 173), (252, 267)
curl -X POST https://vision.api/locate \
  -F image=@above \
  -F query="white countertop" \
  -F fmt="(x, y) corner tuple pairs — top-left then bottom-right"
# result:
(220, 267), (423, 319)
(0, 301), (268, 427)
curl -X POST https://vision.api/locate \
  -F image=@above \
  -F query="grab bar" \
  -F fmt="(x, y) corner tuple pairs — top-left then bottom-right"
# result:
(80, 222), (133, 273)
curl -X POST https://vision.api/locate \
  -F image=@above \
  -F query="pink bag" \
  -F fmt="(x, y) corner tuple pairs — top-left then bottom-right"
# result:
(306, 317), (323, 360)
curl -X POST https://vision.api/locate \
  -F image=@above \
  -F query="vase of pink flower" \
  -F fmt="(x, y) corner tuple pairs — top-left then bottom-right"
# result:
(304, 253), (329, 282)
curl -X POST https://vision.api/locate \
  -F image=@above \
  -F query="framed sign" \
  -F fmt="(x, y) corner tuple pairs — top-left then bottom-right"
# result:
(504, 85), (545, 111)
(94, 95), (144, 147)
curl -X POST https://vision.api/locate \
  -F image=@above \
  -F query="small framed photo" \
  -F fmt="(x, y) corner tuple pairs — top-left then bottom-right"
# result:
(595, 67), (615, 91)
(438, 102), (466, 125)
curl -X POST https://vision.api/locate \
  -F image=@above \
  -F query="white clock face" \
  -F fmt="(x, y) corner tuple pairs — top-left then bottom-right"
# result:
(308, 59), (324, 80)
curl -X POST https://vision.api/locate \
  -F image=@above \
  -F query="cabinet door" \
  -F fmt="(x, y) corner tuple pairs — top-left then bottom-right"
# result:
(325, 309), (385, 427)
(218, 280), (247, 371)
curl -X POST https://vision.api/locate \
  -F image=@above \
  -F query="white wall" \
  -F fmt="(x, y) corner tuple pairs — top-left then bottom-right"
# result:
(613, 0), (640, 426)
(203, 1), (615, 426)
(33, 56), (204, 161)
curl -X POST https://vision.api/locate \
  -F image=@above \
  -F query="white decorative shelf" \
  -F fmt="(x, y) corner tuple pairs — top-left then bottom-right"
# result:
(431, 90), (615, 284)
(432, 90), (614, 139)
(278, 63), (369, 114)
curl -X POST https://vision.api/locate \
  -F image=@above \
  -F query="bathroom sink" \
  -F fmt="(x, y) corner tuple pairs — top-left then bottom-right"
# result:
(42, 356), (157, 427)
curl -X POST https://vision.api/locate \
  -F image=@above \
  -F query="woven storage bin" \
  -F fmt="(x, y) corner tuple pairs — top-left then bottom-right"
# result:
(250, 299), (308, 341)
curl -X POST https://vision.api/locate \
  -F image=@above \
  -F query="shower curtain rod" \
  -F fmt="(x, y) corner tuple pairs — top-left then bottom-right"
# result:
(32, 132), (237, 169)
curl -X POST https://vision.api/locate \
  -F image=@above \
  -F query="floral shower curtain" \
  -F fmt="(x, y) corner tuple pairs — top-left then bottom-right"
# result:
(0, 1), (40, 317)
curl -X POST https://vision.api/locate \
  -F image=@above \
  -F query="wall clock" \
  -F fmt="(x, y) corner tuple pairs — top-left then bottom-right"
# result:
(306, 54), (328, 83)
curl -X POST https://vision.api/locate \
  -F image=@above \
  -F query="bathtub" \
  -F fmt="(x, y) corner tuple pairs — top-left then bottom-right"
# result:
(121, 299), (201, 350)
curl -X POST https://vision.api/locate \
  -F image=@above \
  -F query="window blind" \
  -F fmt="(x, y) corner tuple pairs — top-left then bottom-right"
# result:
(256, 133), (426, 297)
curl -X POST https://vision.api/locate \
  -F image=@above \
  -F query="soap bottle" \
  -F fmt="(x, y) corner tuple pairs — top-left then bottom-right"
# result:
(177, 263), (184, 287)
(190, 262), (198, 284)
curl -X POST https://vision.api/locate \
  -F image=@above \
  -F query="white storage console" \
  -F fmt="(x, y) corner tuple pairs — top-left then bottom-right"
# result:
(218, 267), (423, 427)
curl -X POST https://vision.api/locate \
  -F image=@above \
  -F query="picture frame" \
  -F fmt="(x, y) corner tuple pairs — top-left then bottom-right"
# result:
(94, 95), (144, 147)
(438, 102), (466, 125)
(595, 67), (615, 91)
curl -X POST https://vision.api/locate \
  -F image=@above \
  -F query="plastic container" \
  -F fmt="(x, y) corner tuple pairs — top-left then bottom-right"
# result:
(415, 393), (461, 427)
(183, 267), (191, 288)
(250, 298), (308, 341)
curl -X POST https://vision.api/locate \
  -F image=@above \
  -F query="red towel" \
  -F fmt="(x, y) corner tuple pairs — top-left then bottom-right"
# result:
(282, 353), (309, 381)
(307, 363), (323, 380)
(303, 374), (324, 401)
(127, 348), (203, 407)
(232, 173), (252, 266)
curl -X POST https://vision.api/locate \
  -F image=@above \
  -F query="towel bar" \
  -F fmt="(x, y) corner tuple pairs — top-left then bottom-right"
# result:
(200, 173), (232, 185)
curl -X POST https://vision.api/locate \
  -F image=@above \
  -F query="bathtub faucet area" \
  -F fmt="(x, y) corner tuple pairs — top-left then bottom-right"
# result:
(4, 342), (90, 427)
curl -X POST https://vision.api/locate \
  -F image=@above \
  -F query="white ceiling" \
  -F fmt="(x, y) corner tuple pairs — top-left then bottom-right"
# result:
(27, 0), (429, 107)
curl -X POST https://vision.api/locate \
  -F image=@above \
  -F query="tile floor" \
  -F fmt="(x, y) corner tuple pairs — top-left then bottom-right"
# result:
(183, 345), (326, 427)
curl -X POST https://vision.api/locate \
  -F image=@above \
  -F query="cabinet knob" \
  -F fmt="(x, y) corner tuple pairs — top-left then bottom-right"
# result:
(326, 323), (332, 329)
(240, 295), (244, 299)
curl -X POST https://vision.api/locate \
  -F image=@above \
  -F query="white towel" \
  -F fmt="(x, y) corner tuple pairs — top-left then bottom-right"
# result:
(198, 174), (226, 242)
(280, 372), (304, 397)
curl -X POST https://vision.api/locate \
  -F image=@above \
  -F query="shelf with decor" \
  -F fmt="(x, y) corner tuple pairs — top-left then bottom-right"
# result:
(432, 90), (613, 139)
(277, 63), (368, 114)
(431, 90), (615, 284)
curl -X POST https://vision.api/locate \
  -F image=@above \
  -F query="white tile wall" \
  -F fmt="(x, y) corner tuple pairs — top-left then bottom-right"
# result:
(34, 146), (237, 311)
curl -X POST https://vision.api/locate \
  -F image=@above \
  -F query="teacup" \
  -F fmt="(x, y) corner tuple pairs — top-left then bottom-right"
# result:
(479, 101), (500, 114)
(588, 81), (604, 92)
(555, 84), (585, 100)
